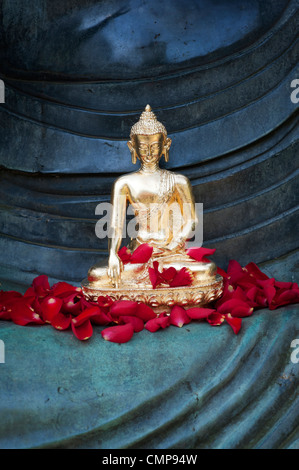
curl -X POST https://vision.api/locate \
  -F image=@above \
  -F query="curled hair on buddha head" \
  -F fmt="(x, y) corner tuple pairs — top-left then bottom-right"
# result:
(128, 105), (170, 164)
(130, 104), (167, 138)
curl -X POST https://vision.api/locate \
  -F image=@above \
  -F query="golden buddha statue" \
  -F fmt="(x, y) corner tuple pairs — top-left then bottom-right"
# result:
(82, 105), (222, 310)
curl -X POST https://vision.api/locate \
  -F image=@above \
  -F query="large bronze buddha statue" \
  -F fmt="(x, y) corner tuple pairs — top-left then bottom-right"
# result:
(83, 106), (222, 310)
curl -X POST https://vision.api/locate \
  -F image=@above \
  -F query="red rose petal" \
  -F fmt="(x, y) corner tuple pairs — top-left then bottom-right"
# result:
(135, 303), (157, 321)
(216, 286), (249, 308)
(72, 305), (111, 327)
(206, 312), (225, 326)
(118, 246), (132, 264)
(51, 312), (71, 330)
(169, 306), (191, 327)
(0, 291), (23, 320)
(32, 275), (51, 298)
(161, 266), (177, 282)
(245, 262), (269, 281)
(72, 306), (102, 327)
(0, 309), (11, 321)
(51, 281), (81, 298)
(40, 297), (63, 323)
(230, 305), (254, 318)
(186, 247), (216, 262)
(110, 300), (138, 318)
(274, 280), (293, 289)
(225, 314), (242, 334)
(0, 290), (22, 301)
(245, 286), (260, 308)
(101, 323), (134, 343)
(217, 298), (252, 315)
(10, 299), (44, 326)
(23, 287), (35, 297)
(148, 265), (163, 289)
(256, 292), (268, 308)
(61, 293), (83, 315)
(270, 288), (299, 310)
(97, 295), (114, 309)
(169, 267), (193, 287)
(256, 278), (276, 305)
(145, 316), (170, 332)
(186, 307), (216, 320)
(217, 266), (228, 278)
(118, 315), (144, 332)
(91, 311), (112, 326)
(71, 319), (93, 341)
(130, 243), (153, 264)
(226, 260), (246, 284)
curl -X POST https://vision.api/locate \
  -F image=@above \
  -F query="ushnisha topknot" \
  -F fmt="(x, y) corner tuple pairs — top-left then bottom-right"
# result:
(130, 104), (167, 137)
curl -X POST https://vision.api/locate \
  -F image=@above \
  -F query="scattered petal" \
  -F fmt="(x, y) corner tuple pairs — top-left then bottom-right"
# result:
(118, 315), (144, 332)
(32, 275), (51, 298)
(110, 300), (138, 318)
(61, 293), (83, 315)
(40, 296), (63, 323)
(51, 312), (71, 330)
(169, 306), (191, 327)
(135, 303), (157, 321)
(245, 262), (269, 281)
(72, 306), (102, 327)
(256, 278), (276, 305)
(101, 323), (134, 343)
(71, 319), (93, 340)
(10, 298), (44, 326)
(169, 267), (193, 287)
(217, 298), (252, 315)
(97, 295), (114, 309)
(226, 260), (246, 284)
(52, 281), (80, 298)
(145, 316), (170, 332)
(186, 307), (216, 320)
(161, 266), (177, 282)
(148, 264), (163, 289)
(225, 314), (242, 334)
(217, 266), (228, 278)
(186, 247), (216, 262)
(231, 306), (254, 318)
(206, 312), (225, 326)
(118, 246), (132, 264)
(270, 288), (299, 310)
(130, 243), (153, 264)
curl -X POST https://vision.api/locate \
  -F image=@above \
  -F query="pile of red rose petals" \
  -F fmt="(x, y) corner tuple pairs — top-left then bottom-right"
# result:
(0, 247), (298, 343)
(118, 244), (153, 264)
(119, 243), (194, 289)
(148, 261), (193, 289)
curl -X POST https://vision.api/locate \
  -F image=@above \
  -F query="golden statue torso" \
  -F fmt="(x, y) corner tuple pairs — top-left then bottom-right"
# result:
(113, 168), (192, 251)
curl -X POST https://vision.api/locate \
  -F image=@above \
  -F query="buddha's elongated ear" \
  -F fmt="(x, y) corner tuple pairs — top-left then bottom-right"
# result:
(127, 140), (137, 164)
(164, 137), (172, 162)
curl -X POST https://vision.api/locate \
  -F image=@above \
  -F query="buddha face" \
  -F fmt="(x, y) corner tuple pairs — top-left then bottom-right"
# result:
(128, 133), (172, 165)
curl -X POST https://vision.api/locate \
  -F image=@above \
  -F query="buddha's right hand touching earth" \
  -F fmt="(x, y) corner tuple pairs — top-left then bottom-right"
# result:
(108, 252), (123, 288)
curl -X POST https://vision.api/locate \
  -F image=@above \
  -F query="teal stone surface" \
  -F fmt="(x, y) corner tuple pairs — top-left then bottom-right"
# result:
(0, 252), (298, 449)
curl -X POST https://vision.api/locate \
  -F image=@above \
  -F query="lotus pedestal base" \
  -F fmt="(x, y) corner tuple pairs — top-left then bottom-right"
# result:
(81, 275), (223, 314)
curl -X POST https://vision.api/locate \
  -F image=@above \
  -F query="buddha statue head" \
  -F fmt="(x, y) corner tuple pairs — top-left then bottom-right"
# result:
(128, 105), (172, 165)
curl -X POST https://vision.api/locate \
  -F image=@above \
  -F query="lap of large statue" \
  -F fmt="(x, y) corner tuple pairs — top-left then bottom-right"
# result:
(87, 254), (217, 288)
